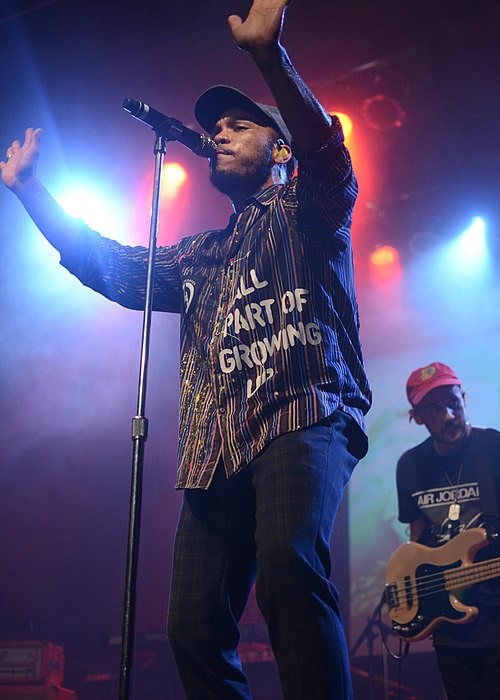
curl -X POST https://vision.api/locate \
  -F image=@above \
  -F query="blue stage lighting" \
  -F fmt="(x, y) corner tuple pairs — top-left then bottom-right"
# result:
(55, 181), (126, 240)
(448, 216), (488, 270)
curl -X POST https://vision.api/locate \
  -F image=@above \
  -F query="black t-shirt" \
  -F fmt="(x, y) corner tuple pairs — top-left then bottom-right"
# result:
(396, 427), (500, 647)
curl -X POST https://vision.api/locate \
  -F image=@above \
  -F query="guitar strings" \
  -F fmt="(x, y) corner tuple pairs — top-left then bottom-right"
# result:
(388, 557), (500, 606)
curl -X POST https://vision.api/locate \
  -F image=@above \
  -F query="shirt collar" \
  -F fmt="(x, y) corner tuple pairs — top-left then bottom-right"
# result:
(233, 183), (283, 216)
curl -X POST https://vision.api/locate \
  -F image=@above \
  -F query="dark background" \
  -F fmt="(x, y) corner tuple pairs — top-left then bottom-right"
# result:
(1, 1), (499, 698)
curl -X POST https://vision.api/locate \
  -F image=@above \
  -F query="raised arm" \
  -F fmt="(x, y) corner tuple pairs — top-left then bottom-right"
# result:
(228, 0), (333, 151)
(0, 128), (80, 257)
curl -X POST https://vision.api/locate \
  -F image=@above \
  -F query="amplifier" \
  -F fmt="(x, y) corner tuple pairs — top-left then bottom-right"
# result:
(0, 686), (76, 699)
(0, 642), (64, 686)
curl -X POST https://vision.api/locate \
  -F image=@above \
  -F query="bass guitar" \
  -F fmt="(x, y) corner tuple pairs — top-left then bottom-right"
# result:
(384, 527), (500, 642)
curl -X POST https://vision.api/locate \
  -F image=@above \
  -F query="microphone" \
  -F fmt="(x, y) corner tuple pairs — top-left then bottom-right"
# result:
(122, 98), (216, 158)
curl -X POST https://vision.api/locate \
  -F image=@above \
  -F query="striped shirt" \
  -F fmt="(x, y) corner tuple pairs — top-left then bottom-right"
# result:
(60, 117), (371, 489)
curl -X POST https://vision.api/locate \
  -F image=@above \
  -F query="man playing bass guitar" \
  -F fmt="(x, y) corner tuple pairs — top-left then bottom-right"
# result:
(394, 362), (500, 700)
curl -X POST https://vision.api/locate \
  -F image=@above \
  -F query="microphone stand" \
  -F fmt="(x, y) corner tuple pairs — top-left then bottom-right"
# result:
(350, 593), (411, 700)
(349, 595), (388, 700)
(118, 131), (168, 700)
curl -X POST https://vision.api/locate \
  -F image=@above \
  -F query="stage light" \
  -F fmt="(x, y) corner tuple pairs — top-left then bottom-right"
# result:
(369, 244), (401, 284)
(131, 161), (190, 247)
(18, 180), (126, 308)
(370, 244), (399, 267)
(458, 216), (486, 253)
(161, 162), (187, 200)
(56, 181), (124, 239)
(360, 93), (406, 131)
(447, 216), (488, 269)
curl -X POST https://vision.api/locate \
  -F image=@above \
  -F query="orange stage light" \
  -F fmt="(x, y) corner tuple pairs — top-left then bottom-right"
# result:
(370, 244), (399, 267)
(369, 245), (402, 285)
(161, 162), (188, 200)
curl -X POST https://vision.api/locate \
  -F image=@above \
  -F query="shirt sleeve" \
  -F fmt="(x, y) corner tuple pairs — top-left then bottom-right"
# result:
(293, 116), (358, 247)
(59, 224), (183, 312)
(396, 450), (422, 524)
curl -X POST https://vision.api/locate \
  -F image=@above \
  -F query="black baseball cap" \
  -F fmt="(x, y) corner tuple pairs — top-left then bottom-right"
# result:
(195, 85), (292, 145)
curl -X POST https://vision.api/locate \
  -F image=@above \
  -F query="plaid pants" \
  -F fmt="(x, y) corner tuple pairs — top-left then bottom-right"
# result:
(167, 410), (361, 699)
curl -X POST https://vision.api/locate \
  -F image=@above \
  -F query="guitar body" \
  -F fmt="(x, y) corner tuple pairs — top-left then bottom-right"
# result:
(385, 527), (490, 641)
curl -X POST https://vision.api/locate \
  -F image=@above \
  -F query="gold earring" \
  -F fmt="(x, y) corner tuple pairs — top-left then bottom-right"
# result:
(275, 138), (288, 161)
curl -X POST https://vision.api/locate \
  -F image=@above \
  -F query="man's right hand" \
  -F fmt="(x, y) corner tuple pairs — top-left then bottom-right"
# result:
(0, 127), (42, 191)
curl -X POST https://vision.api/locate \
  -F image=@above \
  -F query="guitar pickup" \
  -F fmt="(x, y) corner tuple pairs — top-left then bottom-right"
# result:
(384, 582), (399, 609)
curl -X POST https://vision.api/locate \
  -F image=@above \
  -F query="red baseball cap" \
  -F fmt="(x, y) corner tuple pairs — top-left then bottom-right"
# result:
(406, 362), (462, 406)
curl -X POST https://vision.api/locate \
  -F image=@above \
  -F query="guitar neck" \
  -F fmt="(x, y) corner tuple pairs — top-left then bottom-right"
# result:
(445, 556), (500, 590)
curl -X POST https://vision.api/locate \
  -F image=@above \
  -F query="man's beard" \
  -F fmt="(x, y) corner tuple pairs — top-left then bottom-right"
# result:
(435, 421), (468, 445)
(209, 150), (273, 201)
